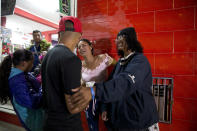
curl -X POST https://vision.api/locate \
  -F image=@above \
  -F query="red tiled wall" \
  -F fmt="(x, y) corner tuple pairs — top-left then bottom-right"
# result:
(78, 0), (197, 130)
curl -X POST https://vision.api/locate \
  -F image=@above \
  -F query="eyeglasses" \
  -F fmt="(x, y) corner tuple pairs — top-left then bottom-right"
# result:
(115, 35), (125, 44)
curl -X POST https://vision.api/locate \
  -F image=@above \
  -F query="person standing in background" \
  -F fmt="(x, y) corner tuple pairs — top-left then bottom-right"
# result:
(28, 30), (51, 71)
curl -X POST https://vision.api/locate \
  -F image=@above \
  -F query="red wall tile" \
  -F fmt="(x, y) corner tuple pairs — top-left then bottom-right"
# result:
(81, 0), (107, 9)
(156, 7), (194, 31)
(107, 17), (129, 37)
(108, 0), (137, 16)
(81, 7), (107, 18)
(78, 0), (87, 3)
(78, 4), (82, 18)
(174, 0), (197, 8)
(82, 21), (112, 37)
(155, 53), (194, 75)
(195, 53), (197, 75)
(159, 123), (171, 131)
(125, 12), (154, 32)
(173, 76), (197, 99)
(174, 30), (197, 52)
(138, 32), (173, 53)
(108, 39), (117, 54)
(171, 119), (197, 131)
(124, 0), (138, 14)
(144, 54), (155, 74)
(196, 7), (197, 30)
(108, 0), (119, 16)
(172, 98), (192, 121)
(191, 102), (197, 122)
(81, 0), (107, 18)
(138, 0), (173, 12)
(93, 38), (114, 55)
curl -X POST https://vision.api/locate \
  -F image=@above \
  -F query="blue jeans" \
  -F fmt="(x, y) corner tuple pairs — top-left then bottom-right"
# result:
(85, 99), (99, 131)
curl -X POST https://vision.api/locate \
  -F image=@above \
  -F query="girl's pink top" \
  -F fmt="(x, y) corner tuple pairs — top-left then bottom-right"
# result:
(82, 53), (113, 83)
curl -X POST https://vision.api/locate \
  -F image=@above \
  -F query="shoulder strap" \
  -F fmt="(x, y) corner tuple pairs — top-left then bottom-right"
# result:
(33, 45), (41, 63)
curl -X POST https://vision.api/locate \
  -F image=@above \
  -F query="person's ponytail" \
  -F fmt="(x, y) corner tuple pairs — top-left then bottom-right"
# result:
(0, 55), (12, 104)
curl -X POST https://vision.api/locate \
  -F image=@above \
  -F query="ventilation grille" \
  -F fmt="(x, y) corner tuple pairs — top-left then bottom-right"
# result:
(152, 77), (173, 123)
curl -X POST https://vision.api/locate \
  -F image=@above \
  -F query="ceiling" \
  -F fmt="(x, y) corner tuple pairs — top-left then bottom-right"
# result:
(6, 14), (56, 34)
(5, 0), (61, 34)
(16, 0), (60, 24)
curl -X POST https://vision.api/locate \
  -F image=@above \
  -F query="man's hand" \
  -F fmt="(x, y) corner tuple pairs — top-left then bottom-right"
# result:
(71, 86), (92, 110)
(65, 92), (81, 114)
(65, 86), (92, 114)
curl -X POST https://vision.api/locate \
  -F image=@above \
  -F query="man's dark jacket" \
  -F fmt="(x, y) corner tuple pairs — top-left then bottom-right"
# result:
(95, 52), (159, 129)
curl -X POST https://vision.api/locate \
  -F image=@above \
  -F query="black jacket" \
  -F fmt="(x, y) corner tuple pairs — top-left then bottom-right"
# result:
(95, 53), (159, 129)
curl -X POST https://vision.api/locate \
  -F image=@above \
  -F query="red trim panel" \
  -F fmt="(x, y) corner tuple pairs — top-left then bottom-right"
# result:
(14, 7), (58, 29)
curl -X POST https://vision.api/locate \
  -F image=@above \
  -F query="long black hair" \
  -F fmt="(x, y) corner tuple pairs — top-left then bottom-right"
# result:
(0, 49), (33, 104)
(79, 39), (94, 55)
(117, 27), (143, 53)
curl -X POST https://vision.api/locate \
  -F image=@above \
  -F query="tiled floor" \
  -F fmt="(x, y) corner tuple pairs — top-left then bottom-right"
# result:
(0, 121), (25, 131)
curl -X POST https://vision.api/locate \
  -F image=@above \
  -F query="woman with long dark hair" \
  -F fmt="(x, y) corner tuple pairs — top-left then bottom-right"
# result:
(77, 39), (116, 131)
(0, 49), (44, 131)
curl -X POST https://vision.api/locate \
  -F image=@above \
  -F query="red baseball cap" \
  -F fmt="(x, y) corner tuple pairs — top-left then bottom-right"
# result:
(58, 16), (82, 33)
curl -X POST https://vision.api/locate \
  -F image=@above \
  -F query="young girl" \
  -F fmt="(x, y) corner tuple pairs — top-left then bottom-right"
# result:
(0, 49), (44, 131)
(78, 39), (116, 131)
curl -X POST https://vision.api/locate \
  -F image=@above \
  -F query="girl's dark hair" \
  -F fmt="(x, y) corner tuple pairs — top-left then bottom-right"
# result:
(0, 49), (33, 104)
(79, 39), (94, 55)
(117, 27), (143, 53)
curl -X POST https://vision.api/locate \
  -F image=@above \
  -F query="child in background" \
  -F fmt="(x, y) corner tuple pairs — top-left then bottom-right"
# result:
(0, 49), (44, 131)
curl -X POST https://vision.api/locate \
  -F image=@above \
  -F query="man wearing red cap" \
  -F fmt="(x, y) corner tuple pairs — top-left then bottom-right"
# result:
(41, 16), (83, 131)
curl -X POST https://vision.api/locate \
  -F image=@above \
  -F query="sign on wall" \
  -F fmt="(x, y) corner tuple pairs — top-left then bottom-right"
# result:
(59, 0), (70, 16)
(59, 0), (77, 17)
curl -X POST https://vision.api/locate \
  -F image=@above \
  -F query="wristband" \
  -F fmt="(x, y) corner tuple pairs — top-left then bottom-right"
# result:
(90, 86), (95, 100)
